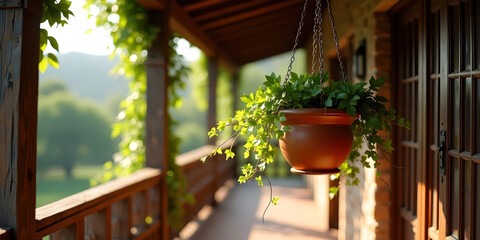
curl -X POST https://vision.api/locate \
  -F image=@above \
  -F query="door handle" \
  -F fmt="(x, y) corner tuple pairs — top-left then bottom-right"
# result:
(438, 130), (446, 182)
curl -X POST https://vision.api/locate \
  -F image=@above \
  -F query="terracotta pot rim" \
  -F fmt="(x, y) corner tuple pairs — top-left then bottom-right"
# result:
(279, 108), (358, 125)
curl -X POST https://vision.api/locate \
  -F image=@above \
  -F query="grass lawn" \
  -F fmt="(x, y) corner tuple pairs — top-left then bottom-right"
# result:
(36, 165), (105, 207)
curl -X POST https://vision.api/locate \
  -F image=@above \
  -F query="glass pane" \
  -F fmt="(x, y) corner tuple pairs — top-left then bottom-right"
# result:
(431, 11), (439, 74)
(462, 1), (471, 70)
(414, 19), (419, 76)
(411, 81), (418, 142)
(476, 164), (480, 239)
(433, 78), (439, 144)
(452, 78), (461, 150)
(477, 79), (480, 154)
(463, 161), (472, 239)
(408, 23), (413, 77)
(476, 0), (480, 69)
(451, 5), (460, 72)
(451, 158), (460, 237)
(436, 11), (441, 73)
(463, 78), (472, 152)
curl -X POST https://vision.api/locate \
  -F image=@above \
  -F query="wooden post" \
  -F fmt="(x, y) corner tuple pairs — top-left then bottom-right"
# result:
(145, 4), (170, 240)
(231, 72), (239, 113)
(0, 1), (41, 239)
(207, 57), (218, 145)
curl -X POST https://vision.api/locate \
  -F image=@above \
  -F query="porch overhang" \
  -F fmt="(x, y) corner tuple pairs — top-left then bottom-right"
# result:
(136, 0), (315, 72)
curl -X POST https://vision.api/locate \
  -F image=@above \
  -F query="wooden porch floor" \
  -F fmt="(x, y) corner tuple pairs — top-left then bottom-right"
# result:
(177, 178), (338, 240)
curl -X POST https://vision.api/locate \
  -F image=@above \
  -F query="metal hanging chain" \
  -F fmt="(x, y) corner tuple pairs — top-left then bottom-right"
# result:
(310, 0), (320, 75)
(283, 0), (309, 86)
(317, 0), (325, 87)
(326, 0), (347, 82)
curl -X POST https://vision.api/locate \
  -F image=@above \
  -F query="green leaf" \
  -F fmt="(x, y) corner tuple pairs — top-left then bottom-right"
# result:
(225, 149), (235, 160)
(271, 197), (279, 206)
(325, 98), (333, 107)
(47, 36), (59, 52)
(47, 53), (59, 68)
(366, 115), (382, 130)
(347, 105), (356, 117)
(255, 176), (263, 186)
(39, 56), (48, 73)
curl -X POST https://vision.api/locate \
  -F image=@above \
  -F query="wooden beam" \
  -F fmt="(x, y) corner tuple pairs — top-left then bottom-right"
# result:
(214, 19), (300, 44)
(193, 0), (271, 22)
(231, 72), (239, 113)
(200, 0), (304, 31)
(207, 57), (218, 145)
(0, 0), (21, 8)
(168, 0), (237, 72)
(135, 0), (165, 9)
(145, 6), (170, 239)
(207, 6), (303, 39)
(183, 0), (227, 12)
(0, 1), (41, 239)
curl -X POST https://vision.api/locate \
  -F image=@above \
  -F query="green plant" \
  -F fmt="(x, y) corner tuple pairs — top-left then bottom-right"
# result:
(202, 72), (409, 201)
(40, 0), (74, 72)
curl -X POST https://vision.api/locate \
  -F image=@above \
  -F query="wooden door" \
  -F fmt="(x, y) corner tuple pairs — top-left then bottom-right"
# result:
(393, 2), (423, 239)
(393, 0), (480, 239)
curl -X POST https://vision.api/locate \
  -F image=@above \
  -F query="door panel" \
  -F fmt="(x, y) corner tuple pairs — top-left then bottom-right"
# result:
(394, 0), (480, 239)
(394, 2), (421, 239)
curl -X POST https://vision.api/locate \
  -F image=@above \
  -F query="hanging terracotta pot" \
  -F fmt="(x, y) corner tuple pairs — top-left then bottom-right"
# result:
(279, 108), (358, 175)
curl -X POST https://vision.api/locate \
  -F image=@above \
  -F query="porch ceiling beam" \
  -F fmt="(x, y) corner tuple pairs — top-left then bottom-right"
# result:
(193, 0), (270, 22)
(200, 0), (304, 31)
(135, 0), (238, 73)
(214, 18), (300, 44)
(183, 0), (228, 12)
(207, 6), (302, 38)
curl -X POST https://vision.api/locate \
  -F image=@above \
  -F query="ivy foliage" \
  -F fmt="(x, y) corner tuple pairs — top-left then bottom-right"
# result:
(40, 0), (74, 72)
(84, 0), (193, 229)
(203, 72), (410, 199)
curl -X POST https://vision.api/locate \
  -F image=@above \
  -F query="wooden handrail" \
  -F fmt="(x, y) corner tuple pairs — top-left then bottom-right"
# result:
(176, 139), (234, 169)
(36, 168), (161, 235)
(33, 142), (237, 239)
(0, 228), (11, 240)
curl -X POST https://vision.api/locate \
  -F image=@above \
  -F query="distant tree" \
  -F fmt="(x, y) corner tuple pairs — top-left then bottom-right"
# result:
(37, 92), (116, 178)
(39, 79), (68, 96)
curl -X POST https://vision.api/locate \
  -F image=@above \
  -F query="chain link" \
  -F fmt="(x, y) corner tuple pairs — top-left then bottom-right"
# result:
(326, 0), (347, 82)
(317, 0), (325, 87)
(283, 0), (309, 86)
(310, 0), (320, 75)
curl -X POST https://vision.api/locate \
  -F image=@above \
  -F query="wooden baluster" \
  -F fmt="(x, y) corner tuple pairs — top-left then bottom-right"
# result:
(112, 200), (129, 240)
(131, 192), (148, 237)
(84, 209), (107, 240)
(50, 224), (76, 240)
(148, 186), (160, 224)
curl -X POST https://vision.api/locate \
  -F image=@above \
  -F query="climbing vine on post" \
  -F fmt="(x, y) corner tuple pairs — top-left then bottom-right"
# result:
(84, 0), (193, 229)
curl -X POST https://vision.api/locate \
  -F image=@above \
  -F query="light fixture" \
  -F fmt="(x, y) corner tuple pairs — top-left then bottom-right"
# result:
(354, 39), (366, 79)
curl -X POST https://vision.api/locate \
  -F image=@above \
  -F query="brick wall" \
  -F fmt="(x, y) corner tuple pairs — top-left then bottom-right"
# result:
(305, 0), (402, 239)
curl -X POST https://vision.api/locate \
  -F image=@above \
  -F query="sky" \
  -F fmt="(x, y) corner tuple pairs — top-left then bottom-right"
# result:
(42, 0), (200, 61)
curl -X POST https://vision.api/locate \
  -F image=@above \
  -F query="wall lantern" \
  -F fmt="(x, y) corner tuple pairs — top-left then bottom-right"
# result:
(354, 39), (366, 79)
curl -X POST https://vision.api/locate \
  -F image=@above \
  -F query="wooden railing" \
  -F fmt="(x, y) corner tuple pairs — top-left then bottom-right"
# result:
(0, 228), (11, 240)
(176, 143), (236, 230)
(34, 143), (236, 240)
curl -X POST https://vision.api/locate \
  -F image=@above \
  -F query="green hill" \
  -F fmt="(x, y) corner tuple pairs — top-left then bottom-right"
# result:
(40, 52), (130, 104)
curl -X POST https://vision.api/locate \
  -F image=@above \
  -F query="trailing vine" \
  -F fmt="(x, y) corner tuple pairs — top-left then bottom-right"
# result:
(84, 0), (193, 229)
(39, 0), (74, 71)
